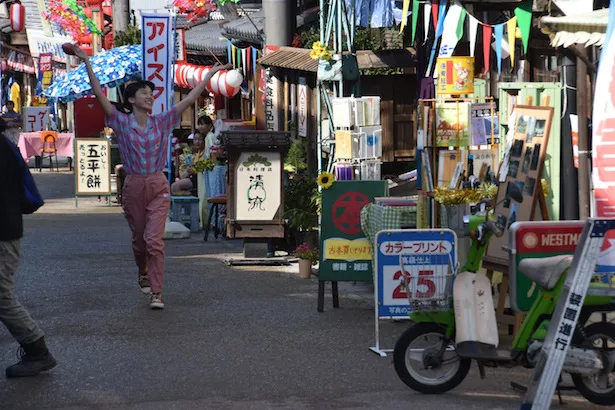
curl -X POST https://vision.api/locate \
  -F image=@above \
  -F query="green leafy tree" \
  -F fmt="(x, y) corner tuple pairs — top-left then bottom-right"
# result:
(114, 25), (141, 47)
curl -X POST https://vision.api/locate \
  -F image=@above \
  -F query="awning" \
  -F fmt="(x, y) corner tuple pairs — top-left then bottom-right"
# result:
(258, 47), (417, 73)
(540, 8), (609, 48)
(1, 46), (36, 74)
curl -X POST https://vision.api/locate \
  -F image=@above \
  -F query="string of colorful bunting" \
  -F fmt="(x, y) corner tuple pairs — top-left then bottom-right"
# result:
(405, 0), (533, 76)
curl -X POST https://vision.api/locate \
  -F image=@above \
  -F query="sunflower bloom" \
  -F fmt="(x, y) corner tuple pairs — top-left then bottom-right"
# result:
(310, 49), (320, 60)
(312, 41), (323, 50)
(317, 172), (335, 189)
(321, 52), (332, 61)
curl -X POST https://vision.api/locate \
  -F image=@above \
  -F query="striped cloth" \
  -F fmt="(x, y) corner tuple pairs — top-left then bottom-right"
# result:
(105, 106), (180, 175)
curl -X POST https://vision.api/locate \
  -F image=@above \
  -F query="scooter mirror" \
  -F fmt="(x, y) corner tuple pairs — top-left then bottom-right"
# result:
(507, 183), (524, 204)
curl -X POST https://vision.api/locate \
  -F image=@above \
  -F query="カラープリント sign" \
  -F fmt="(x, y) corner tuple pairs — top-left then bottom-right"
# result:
(75, 138), (111, 195)
(319, 180), (388, 282)
(509, 221), (584, 312)
(375, 229), (457, 318)
(234, 152), (281, 221)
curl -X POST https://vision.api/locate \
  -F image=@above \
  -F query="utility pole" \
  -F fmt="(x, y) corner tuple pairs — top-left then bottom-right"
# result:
(576, 45), (590, 219)
(263, 0), (294, 46)
(113, 0), (130, 34)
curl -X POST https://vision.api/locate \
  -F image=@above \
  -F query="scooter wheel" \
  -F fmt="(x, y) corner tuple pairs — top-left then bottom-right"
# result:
(571, 322), (615, 406)
(393, 322), (471, 394)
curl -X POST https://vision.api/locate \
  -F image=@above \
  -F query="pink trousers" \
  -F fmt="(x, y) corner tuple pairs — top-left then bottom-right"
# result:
(122, 172), (170, 294)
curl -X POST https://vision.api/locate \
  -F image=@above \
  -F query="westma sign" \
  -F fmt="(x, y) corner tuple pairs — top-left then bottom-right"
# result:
(510, 221), (584, 312)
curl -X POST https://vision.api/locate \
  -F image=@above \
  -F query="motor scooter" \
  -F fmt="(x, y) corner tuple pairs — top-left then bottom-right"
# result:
(393, 184), (615, 406)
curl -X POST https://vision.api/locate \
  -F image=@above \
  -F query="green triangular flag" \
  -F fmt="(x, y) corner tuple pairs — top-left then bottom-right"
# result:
(514, 0), (532, 54)
(411, 0), (420, 43)
(455, 8), (467, 41)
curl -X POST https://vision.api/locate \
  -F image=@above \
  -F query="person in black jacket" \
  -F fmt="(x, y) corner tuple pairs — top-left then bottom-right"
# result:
(0, 120), (56, 377)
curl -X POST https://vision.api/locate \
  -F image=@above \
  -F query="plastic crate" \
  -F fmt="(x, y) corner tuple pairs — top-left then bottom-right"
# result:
(170, 196), (200, 233)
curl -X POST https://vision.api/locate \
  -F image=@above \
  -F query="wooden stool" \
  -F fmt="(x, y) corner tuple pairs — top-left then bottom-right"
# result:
(204, 195), (227, 241)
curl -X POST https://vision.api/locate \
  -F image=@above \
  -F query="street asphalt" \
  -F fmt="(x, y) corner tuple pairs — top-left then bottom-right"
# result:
(0, 171), (609, 409)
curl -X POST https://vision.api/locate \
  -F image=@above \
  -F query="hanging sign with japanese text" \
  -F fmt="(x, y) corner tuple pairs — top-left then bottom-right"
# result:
(23, 107), (50, 132)
(375, 229), (457, 318)
(75, 138), (111, 195)
(263, 68), (279, 131)
(141, 13), (174, 115)
(298, 77), (308, 137)
(175, 28), (186, 63)
(36, 53), (53, 99)
(319, 181), (388, 282)
(234, 152), (282, 221)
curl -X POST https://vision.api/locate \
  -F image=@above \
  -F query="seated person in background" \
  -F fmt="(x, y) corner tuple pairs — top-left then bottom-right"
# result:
(1, 101), (22, 145)
(170, 131), (205, 195)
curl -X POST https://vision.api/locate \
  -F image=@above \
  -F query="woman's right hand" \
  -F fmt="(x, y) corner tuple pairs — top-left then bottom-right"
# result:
(72, 45), (88, 61)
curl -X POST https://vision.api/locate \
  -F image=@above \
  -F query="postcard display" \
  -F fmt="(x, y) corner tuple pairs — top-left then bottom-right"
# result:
(331, 97), (382, 181)
(416, 97), (500, 229)
(483, 105), (554, 267)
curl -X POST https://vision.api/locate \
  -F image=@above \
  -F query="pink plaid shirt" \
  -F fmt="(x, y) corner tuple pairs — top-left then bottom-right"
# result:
(105, 106), (181, 175)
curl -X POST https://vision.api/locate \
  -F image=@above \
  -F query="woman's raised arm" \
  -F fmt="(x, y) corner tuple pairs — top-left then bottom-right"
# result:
(72, 45), (114, 117)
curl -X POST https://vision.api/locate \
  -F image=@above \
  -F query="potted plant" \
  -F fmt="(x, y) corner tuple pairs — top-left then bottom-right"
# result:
(294, 242), (318, 279)
(284, 139), (320, 249)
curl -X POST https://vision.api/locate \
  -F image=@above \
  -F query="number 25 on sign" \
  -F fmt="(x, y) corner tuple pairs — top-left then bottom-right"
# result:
(390, 269), (436, 301)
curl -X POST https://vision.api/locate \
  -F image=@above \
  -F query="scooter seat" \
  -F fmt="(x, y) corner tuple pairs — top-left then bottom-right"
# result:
(518, 255), (573, 290)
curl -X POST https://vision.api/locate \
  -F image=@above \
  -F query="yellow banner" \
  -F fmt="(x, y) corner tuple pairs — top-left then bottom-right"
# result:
(323, 238), (372, 261)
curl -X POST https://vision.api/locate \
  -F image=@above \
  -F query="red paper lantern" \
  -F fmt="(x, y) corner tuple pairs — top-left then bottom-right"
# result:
(9, 3), (25, 33)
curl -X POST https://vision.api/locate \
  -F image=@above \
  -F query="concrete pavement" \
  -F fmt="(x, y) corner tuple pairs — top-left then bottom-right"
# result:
(0, 172), (607, 409)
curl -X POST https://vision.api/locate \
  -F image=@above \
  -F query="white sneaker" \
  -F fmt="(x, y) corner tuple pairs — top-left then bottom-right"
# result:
(138, 275), (151, 295)
(150, 293), (164, 309)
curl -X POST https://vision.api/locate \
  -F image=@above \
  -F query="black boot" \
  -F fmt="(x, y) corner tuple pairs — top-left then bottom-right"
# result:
(6, 337), (57, 378)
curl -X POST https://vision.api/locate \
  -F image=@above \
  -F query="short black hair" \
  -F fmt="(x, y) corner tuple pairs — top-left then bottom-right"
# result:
(197, 116), (213, 126)
(123, 80), (155, 112)
(6, 101), (14, 107)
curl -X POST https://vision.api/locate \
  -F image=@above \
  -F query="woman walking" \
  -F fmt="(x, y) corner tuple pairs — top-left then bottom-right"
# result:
(74, 45), (230, 309)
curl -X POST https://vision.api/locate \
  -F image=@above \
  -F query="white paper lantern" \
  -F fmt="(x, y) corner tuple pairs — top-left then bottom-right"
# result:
(225, 69), (243, 88)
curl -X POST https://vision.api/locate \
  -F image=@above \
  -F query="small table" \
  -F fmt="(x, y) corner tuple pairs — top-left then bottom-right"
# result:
(18, 132), (75, 169)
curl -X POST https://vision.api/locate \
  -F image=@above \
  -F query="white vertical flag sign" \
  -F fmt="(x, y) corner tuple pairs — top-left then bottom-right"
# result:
(141, 13), (174, 115)
(422, 3), (431, 45)
(592, 0), (615, 272)
(437, 2), (464, 59)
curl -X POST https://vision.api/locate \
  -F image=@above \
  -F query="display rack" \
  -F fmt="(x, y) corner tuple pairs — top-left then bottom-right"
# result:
(416, 96), (499, 228)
